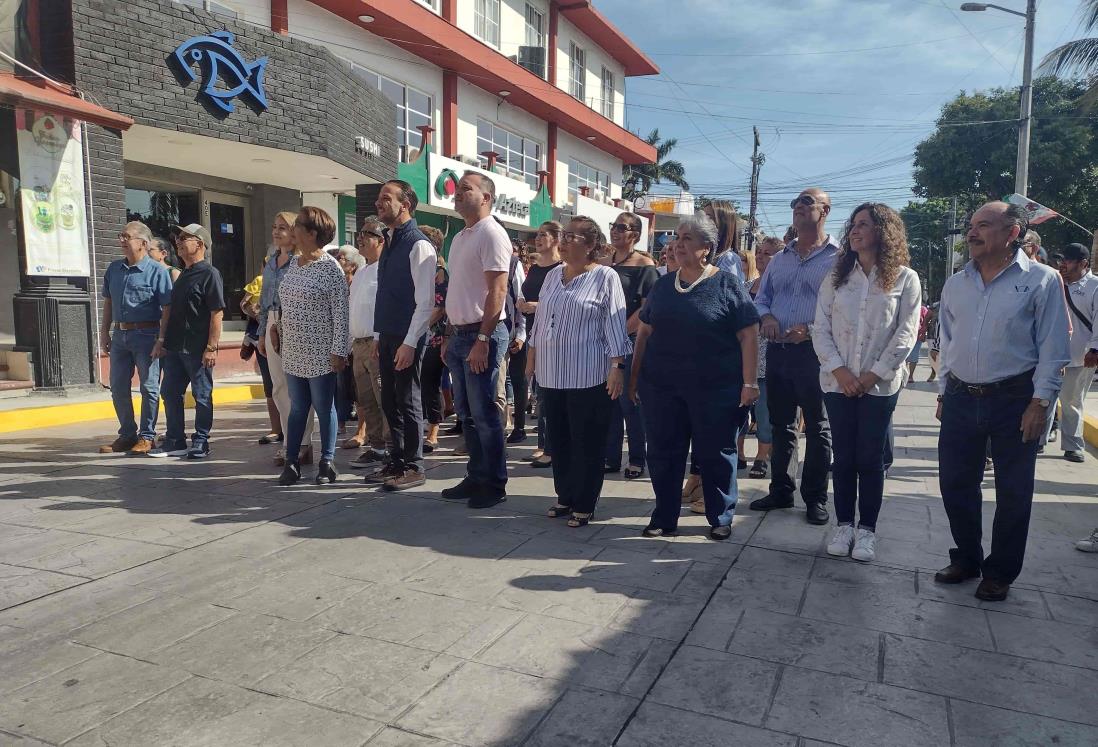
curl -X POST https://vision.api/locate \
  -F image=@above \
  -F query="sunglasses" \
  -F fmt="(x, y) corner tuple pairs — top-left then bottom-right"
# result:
(561, 231), (588, 244)
(609, 222), (636, 233)
(790, 195), (826, 209)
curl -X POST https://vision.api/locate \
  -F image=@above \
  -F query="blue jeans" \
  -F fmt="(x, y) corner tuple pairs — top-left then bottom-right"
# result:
(161, 350), (214, 448)
(444, 323), (509, 489)
(823, 391), (899, 530)
(755, 379), (772, 445)
(605, 353), (646, 469)
(286, 372), (338, 463)
(109, 328), (160, 441)
(939, 376), (1036, 583)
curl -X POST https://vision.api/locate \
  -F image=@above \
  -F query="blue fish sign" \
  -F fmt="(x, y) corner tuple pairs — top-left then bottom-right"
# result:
(173, 31), (268, 114)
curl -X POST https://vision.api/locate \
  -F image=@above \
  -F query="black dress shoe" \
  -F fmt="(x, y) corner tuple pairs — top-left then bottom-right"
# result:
(468, 485), (506, 509)
(441, 476), (479, 500)
(974, 577), (1010, 601)
(278, 462), (301, 486)
(315, 459), (339, 485)
(749, 494), (794, 511)
(506, 429), (527, 444)
(934, 563), (982, 584)
(443, 423), (463, 435)
(805, 503), (829, 525)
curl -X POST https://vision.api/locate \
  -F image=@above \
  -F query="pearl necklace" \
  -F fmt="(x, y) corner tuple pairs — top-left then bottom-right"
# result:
(674, 265), (716, 294)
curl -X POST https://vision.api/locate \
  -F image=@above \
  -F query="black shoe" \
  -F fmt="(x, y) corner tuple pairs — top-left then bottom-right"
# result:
(506, 429), (528, 444)
(443, 423), (463, 435)
(315, 459), (339, 485)
(749, 494), (794, 511)
(423, 441), (435, 454)
(642, 526), (677, 538)
(805, 502), (829, 525)
(278, 462), (301, 486)
(364, 463), (402, 484)
(1036, 445), (1045, 454)
(349, 448), (387, 469)
(604, 464), (621, 474)
(187, 442), (210, 460)
(442, 476), (479, 500)
(934, 563), (981, 584)
(467, 485), (506, 509)
(709, 525), (732, 541)
(258, 432), (284, 445)
(737, 459), (748, 471)
(974, 577), (1010, 601)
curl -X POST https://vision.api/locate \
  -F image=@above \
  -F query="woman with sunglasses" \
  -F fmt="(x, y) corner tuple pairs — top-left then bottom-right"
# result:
(631, 214), (760, 540)
(526, 217), (631, 527)
(603, 212), (659, 480)
(518, 221), (563, 468)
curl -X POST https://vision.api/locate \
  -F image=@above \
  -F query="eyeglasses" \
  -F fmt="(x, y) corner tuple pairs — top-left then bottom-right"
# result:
(359, 231), (384, 241)
(561, 231), (588, 244)
(118, 233), (143, 242)
(178, 235), (200, 243)
(790, 195), (826, 209)
(609, 222), (636, 233)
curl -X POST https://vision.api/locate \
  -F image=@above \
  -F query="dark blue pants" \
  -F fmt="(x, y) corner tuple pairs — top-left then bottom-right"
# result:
(444, 323), (509, 489)
(541, 383), (613, 514)
(109, 328), (160, 441)
(643, 379), (744, 530)
(766, 341), (831, 505)
(824, 392), (899, 530)
(938, 378), (1037, 583)
(379, 333), (426, 470)
(286, 371), (338, 462)
(161, 350), (213, 448)
(605, 353), (646, 470)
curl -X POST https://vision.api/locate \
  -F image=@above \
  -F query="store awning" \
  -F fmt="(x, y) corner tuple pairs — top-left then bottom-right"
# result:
(0, 73), (133, 130)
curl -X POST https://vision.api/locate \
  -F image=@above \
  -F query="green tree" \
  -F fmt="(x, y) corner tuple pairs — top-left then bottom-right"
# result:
(901, 198), (952, 302)
(623, 129), (689, 203)
(912, 77), (1098, 251)
(1039, 1), (1098, 106)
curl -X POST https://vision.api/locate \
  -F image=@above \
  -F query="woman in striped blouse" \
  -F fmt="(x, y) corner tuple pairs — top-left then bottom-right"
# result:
(526, 217), (632, 528)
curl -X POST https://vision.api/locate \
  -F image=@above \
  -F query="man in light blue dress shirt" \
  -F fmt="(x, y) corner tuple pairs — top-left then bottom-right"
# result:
(934, 201), (1070, 602)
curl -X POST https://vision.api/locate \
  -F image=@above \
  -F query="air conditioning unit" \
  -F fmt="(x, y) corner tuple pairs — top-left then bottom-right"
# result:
(517, 46), (546, 78)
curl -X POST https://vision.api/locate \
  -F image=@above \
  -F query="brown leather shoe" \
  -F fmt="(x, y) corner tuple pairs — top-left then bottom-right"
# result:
(934, 563), (981, 584)
(128, 438), (155, 455)
(383, 468), (426, 492)
(99, 436), (138, 454)
(974, 578), (1010, 601)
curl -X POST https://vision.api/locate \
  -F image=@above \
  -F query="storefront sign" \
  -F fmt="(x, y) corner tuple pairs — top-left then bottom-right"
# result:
(427, 154), (533, 228)
(16, 109), (91, 277)
(172, 31), (269, 114)
(572, 194), (649, 251)
(355, 136), (381, 157)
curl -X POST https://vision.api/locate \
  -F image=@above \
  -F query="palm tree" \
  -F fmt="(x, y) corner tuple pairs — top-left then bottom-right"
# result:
(622, 129), (689, 202)
(1039, 2), (1098, 104)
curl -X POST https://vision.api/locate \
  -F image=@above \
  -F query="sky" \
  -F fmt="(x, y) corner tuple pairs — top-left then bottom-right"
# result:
(600, 0), (1083, 236)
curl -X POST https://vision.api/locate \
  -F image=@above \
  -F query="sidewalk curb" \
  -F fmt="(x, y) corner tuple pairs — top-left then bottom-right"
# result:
(1086, 414), (1098, 450)
(0, 384), (266, 434)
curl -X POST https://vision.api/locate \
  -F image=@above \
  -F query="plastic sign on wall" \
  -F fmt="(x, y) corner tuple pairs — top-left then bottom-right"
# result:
(427, 154), (534, 229)
(172, 31), (269, 114)
(573, 193), (649, 251)
(16, 109), (91, 277)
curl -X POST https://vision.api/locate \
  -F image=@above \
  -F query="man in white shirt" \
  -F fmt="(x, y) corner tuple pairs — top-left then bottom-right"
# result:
(441, 172), (512, 509)
(347, 218), (390, 468)
(1056, 243), (1098, 463)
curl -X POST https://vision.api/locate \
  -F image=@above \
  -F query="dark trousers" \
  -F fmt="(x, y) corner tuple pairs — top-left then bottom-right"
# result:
(334, 364), (355, 424)
(378, 333), (425, 470)
(939, 377), (1037, 583)
(509, 344), (529, 431)
(422, 344), (445, 425)
(824, 391), (899, 530)
(605, 353), (646, 469)
(541, 383), (614, 514)
(161, 350), (214, 448)
(766, 342), (831, 505)
(643, 380), (744, 530)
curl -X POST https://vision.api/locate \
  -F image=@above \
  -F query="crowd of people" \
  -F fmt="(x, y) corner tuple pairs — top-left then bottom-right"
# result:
(98, 174), (1097, 601)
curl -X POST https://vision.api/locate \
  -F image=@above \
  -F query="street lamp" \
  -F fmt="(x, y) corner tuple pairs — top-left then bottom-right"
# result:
(961, 1), (1037, 196)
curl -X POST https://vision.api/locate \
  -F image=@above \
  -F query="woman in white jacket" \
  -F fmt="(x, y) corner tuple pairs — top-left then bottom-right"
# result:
(813, 202), (921, 562)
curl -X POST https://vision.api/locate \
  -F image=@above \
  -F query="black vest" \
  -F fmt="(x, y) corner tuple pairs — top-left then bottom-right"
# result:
(375, 218), (429, 338)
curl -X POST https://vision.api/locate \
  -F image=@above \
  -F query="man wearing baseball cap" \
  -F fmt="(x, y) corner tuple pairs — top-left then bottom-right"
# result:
(149, 224), (225, 459)
(1056, 243), (1098, 466)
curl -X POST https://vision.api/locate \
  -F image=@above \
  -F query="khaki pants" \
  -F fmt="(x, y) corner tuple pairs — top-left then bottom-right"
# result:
(266, 311), (314, 445)
(352, 337), (389, 448)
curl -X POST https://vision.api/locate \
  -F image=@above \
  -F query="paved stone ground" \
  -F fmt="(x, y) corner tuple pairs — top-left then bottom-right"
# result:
(0, 382), (1096, 746)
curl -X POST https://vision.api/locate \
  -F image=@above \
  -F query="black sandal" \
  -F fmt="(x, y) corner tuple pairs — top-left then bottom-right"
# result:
(547, 504), (572, 518)
(749, 460), (768, 479)
(623, 465), (645, 480)
(567, 512), (593, 528)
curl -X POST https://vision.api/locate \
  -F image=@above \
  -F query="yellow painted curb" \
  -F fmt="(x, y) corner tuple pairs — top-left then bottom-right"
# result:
(0, 384), (265, 434)
(1085, 413), (1098, 450)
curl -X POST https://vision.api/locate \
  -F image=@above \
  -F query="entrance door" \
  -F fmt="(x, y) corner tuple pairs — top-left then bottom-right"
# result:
(203, 192), (249, 321)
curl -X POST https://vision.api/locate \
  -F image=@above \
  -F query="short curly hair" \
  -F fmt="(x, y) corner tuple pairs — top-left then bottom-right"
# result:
(833, 202), (909, 291)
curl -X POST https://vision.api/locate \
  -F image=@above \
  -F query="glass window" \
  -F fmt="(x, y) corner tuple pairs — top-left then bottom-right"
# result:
(601, 67), (614, 119)
(476, 119), (542, 190)
(475, 0), (501, 48)
(569, 43), (585, 102)
(124, 187), (200, 254)
(172, 0), (237, 18)
(568, 158), (610, 201)
(350, 63), (433, 157)
(520, 4), (546, 79)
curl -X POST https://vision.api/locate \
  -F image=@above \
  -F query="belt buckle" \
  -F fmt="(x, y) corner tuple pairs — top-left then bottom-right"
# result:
(966, 384), (984, 396)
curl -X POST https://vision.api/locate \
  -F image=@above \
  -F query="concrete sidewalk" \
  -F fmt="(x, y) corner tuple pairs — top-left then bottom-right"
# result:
(0, 383), (1095, 745)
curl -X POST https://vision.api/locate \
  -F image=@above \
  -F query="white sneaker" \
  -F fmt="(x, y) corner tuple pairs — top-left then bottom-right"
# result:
(826, 524), (856, 557)
(1076, 529), (1098, 553)
(851, 527), (877, 562)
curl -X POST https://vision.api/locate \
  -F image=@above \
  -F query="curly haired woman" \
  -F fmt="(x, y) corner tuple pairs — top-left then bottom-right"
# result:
(813, 202), (921, 561)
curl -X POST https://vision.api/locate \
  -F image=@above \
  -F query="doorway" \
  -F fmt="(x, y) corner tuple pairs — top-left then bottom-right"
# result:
(203, 191), (249, 322)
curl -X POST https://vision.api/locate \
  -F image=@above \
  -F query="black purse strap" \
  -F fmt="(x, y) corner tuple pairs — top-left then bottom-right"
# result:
(1065, 283), (1093, 333)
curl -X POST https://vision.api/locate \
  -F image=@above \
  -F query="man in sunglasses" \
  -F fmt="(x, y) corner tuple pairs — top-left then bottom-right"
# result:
(751, 188), (840, 525)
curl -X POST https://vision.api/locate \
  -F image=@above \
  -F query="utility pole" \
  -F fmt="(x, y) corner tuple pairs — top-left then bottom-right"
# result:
(1016, 0), (1036, 195)
(747, 126), (764, 252)
(944, 196), (960, 296)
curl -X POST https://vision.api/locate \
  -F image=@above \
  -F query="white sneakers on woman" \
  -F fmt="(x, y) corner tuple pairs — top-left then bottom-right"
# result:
(826, 524), (877, 562)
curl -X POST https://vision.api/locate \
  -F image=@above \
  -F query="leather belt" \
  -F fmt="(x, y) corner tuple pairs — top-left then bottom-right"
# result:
(449, 322), (483, 334)
(353, 336), (375, 343)
(946, 370), (1033, 397)
(114, 321), (159, 330)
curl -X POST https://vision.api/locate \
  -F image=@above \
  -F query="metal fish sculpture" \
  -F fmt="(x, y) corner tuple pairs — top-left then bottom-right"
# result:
(173, 31), (268, 114)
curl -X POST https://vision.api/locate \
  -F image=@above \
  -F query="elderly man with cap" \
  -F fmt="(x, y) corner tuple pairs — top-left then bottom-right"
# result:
(149, 223), (226, 459)
(1055, 243), (1098, 463)
(934, 201), (1070, 601)
(98, 221), (173, 455)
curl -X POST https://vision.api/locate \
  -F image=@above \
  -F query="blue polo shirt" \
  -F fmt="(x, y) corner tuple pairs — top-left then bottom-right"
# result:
(102, 256), (173, 323)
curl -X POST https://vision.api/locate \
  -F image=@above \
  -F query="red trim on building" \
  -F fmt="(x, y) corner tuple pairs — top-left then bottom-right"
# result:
(0, 74), (133, 130)
(443, 70), (458, 157)
(441, 0), (456, 24)
(271, 0), (289, 34)
(548, 2), (559, 87)
(309, 0), (656, 165)
(557, 1), (658, 77)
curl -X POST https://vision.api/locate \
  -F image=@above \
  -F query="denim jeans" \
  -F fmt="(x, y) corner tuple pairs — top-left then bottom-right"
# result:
(286, 371), (338, 462)
(755, 379), (772, 445)
(444, 323), (509, 489)
(109, 328), (160, 441)
(161, 350), (214, 448)
(605, 353), (646, 469)
(824, 391), (899, 530)
(939, 377), (1037, 583)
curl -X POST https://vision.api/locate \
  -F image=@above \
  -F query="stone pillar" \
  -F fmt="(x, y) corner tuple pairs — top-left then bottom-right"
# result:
(13, 278), (95, 391)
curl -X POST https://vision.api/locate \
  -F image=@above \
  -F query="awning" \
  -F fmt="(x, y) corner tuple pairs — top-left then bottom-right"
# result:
(0, 73), (133, 130)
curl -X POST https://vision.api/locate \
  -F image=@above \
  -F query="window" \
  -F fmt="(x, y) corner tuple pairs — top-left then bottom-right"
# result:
(173, 0), (238, 17)
(600, 67), (614, 119)
(350, 65), (433, 157)
(477, 119), (542, 190)
(569, 43), (585, 101)
(568, 158), (610, 201)
(520, 4), (546, 79)
(475, 0), (501, 48)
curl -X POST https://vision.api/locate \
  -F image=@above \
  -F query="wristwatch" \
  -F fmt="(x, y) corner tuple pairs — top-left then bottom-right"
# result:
(613, 362), (626, 370)
(205, 344), (217, 353)
(476, 333), (489, 343)
(1035, 398), (1050, 408)
(744, 383), (760, 390)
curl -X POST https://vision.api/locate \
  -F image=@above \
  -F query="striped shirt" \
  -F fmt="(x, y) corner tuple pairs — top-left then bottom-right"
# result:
(530, 265), (632, 389)
(754, 235), (840, 330)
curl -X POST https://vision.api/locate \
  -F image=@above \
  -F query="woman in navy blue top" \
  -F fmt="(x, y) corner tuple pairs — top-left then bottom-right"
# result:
(630, 215), (760, 540)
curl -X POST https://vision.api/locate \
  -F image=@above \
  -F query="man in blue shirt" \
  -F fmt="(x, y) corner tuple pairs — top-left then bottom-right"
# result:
(935, 201), (1071, 601)
(98, 221), (173, 455)
(751, 189), (840, 525)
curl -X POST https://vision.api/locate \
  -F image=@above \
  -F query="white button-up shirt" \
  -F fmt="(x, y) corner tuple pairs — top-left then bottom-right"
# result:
(1065, 271), (1098, 367)
(348, 261), (378, 341)
(813, 264), (922, 397)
